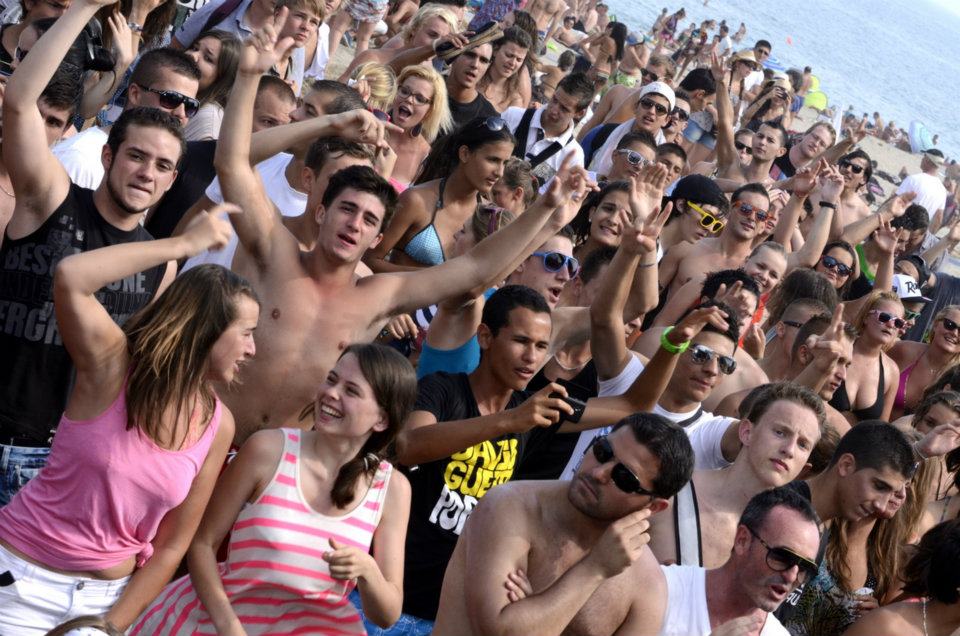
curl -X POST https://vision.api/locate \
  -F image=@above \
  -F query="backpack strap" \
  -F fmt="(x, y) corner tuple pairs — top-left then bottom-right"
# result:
(199, 0), (245, 36)
(511, 107), (537, 159)
(583, 123), (618, 168)
(673, 479), (703, 567)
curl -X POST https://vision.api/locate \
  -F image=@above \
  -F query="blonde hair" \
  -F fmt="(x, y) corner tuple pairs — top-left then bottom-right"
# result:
(277, 0), (325, 21)
(351, 62), (397, 112)
(852, 290), (903, 333)
(401, 5), (459, 45)
(396, 65), (453, 142)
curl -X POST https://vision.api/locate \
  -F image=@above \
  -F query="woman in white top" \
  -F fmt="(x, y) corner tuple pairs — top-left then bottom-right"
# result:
(182, 30), (241, 141)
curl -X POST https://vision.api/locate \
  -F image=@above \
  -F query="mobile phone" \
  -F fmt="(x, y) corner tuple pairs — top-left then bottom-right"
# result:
(551, 392), (586, 424)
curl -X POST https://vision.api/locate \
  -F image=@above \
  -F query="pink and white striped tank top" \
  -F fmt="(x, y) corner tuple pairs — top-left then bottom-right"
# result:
(132, 428), (392, 635)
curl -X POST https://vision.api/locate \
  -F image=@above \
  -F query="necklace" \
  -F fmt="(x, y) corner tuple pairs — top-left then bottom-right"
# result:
(0, 178), (13, 197)
(551, 353), (590, 373)
(922, 597), (928, 636)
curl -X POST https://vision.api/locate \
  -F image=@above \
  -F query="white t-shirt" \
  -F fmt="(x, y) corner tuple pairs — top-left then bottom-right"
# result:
(896, 172), (948, 217)
(744, 69), (765, 94)
(658, 565), (789, 636)
(181, 152), (306, 272)
(183, 103), (225, 141)
(717, 35), (733, 56)
(53, 126), (110, 190)
(559, 356), (732, 479)
(292, 22), (331, 84)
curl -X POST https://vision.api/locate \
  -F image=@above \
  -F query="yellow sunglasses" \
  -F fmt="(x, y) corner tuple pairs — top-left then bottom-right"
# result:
(686, 201), (725, 233)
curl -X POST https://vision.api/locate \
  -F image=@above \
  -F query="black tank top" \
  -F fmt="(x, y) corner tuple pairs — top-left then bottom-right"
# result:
(0, 185), (165, 445)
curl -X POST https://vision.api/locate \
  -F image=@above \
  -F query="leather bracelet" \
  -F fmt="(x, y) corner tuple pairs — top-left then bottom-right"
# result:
(818, 201), (837, 210)
(660, 326), (690, 355)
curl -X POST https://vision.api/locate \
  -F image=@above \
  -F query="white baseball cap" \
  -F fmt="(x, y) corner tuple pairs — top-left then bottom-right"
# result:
(639, 81), (676, 111)
(892, 274), (931, 303)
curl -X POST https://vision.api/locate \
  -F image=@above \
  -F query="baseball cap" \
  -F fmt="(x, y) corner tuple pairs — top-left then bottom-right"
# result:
(670, 174), (727, 208)
(639, 81), (676, 111)
(892, 274), (931, 303)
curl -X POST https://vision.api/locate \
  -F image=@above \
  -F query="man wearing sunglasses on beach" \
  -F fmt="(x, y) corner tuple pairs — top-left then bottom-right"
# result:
(659, 182), (771, 300)
(576, 53), (673, 140)
(52, 47), (201, 190)
(431, 412), (695, 636)
(0, 0), (188, 500)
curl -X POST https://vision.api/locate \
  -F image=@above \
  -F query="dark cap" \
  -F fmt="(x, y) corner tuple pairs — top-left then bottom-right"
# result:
(670, 174), (727, 208)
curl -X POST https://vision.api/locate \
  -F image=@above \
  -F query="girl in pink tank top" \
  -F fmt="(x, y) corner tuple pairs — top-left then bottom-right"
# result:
(132, 343), (417, 634)
(0, 204), (259, 634)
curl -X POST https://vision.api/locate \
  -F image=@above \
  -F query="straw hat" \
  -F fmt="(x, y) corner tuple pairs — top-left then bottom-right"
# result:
(730, 49), (760, 71)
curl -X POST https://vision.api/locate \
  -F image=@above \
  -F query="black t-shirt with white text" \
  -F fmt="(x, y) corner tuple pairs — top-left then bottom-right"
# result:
(0, 184), (165, 444)
(402, 371), (545, 620)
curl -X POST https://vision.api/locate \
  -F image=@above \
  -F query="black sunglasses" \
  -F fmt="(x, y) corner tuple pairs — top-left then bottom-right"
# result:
(639, 97), (669, 117)
(641, 68), (659, 82)
(690, 344), (737, 375)
(136, 84), (200, 118)
(820, 254), (853, 277)
(746, 526), (819, 584)
(839, 160), (865, 175)
(533, 251), (580, 277)
(781, 320), (804, 329)
(591, 435), (657, 497)
(942, 317), (960, 332)
(871, 310), (906, 330)
(735, 140), (754, 155)
(670, 107), (690, 122)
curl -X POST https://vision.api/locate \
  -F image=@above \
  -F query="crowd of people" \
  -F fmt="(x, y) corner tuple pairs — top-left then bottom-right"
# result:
(0, 0), (959, 633)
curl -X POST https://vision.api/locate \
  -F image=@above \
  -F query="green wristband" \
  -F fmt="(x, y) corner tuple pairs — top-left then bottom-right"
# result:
(660, 326), (690, 355)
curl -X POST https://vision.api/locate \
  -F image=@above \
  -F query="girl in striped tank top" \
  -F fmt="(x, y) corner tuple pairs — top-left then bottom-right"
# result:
(132, 343), (417, 635)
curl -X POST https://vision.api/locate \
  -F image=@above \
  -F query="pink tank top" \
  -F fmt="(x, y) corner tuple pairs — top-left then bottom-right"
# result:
(0, 385), (222, 571)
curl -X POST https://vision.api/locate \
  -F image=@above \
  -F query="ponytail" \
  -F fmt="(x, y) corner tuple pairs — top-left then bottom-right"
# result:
(331, 448), (382, 508)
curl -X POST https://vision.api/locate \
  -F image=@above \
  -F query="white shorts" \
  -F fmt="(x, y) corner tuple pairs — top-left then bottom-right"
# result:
(0, 543), (129, 635)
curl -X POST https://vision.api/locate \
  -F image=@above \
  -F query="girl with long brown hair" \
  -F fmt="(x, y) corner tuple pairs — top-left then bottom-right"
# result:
(0, 205), (253, 632)
(132, 343), (417, 634)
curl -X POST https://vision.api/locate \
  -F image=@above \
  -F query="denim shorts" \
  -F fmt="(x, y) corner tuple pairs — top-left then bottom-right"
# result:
(683, 117), (717, 150)
(0, 444), (50, 506)
(349, 589), (435, 635)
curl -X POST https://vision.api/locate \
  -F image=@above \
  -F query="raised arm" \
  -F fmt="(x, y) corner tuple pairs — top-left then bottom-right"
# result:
(372, 157), (596, 319)
(78, 13), (137, 119)
(384, 32), (469, 76)
(921, 219), (960, 266)
(3, 0), (108, 237)
(786, 164), (842, 271)
(840, 192), (914, 246)
(591, 167), (671, 380)
(53, 206), (238, 384)
(709, 53), (738, 176)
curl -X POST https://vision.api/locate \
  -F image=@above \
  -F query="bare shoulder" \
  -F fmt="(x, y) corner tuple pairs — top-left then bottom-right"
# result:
(843, 602), (920, 636)
(715, 387), (749, 418)
(888, 340), (924, 365)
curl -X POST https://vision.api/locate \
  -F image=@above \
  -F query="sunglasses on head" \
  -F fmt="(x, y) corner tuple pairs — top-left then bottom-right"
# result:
(136, 84), (200, 118)
(746, 526), (819, 584)
(474, 116), (507, 132)
(615, 148), (649, 166)
(820, 254), (852, 277)
(591, 435), (657, 496)
(871, 310), (905, 330)
(671, 107), (690, 122)
(640, 68), (659, 82)
(942, 317), (960, 332)
(690, 343), (737, 374)
(533, 251), (580, 277)
(734, 140), (754, 155)
(735, 201), (770, 222)
(639, 97), (669, 117)
(838, 160), (865, 175)
(686, 201), (725, 233)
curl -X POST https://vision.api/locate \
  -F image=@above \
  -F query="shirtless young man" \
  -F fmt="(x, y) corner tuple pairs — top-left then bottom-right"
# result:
(526, 0), (565, 43)
(711, 54), (787, 191)
(658, 182), (771, 299)
(576, 54), (673, 138)
(216, 19), (590, 441)
(432, 412), (695, 636)
(810, 149), (873, 231)
(648, 383), (824, 569)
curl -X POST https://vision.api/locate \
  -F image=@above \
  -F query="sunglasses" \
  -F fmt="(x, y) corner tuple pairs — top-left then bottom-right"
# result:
(746, 526), (819, 584)
(640, 68), (659, 83)
(686, 201), (725, 233)
(781, 320), (804, 329)
(671, 107), (690, 122)
(871, 310), (906, 330)
(370, 108), (391, 122)
(532, 251), (580, 277)
(689, 344), (737, 375)
(942, 317), (960, 332)
(905, 309), (921, 322)
(838, 160), (865, 175)
(615, 148), (650, 167)
(136, 84), (200, 118)
(398, 84), (432, 105)
(474, 116), (507, 132)
(591, 435), (657, 496)
(734, 140), (754, 155)
(639, 97), (669, 117)
(820, 255), (853, 277)
(734, 201), (770, 222)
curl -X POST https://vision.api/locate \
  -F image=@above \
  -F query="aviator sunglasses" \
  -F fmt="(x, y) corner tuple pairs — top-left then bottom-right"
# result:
(639, 97), (669, 117)
(591, 435), (657, 496)
(734, 201), (770, 223)
(686, 201), (725, 233)
(746, 526), (819, 583)
(690, 344), (737, 375)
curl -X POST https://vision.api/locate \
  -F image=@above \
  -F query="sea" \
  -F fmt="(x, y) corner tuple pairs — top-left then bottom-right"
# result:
(604, 0), (960, 162)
